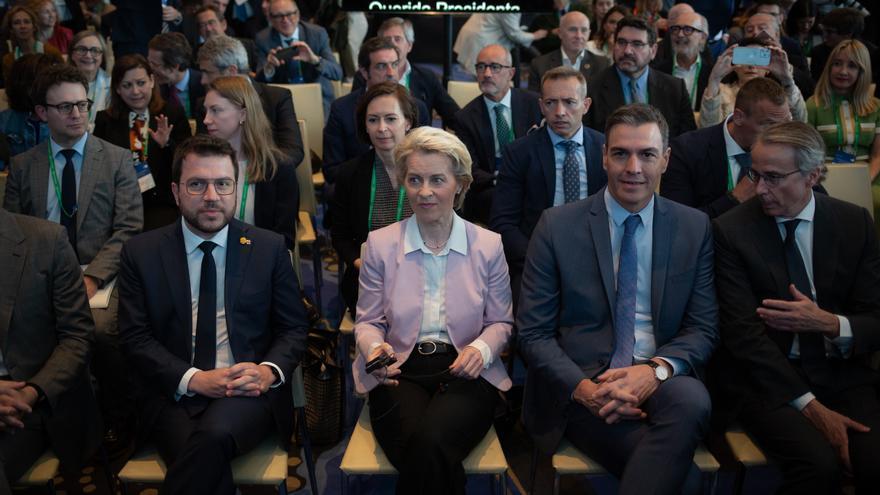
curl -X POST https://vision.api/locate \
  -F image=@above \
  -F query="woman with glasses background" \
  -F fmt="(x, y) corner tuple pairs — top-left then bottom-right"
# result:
(202, 75), (299, 248)
(0, 5), (62, 84)
(68, 30), (112, 128)
(0, 53), (61, 169)
(31, 0), (72, 54)
(94, 54), (192, 231)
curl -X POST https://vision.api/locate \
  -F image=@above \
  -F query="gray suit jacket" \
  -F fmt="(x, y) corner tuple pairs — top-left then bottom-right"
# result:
(0, 208), (101, 468)
(518, 190), (719, 454)
(3, 134), (143, 284)
(528, 49), (610, 93)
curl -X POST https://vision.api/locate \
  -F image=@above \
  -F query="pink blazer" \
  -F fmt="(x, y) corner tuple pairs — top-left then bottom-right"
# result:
(352, 217), (513, 394)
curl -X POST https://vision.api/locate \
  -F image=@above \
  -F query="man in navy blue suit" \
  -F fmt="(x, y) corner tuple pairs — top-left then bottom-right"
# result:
(490, 66), (606, 300)
(148, 32), (205, 119)
(118, 135), (308, 495)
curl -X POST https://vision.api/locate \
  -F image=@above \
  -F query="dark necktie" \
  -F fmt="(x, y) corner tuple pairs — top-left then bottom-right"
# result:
(734, 152), (752, 182)
(168, 86), (181, 110)
(611, 215), (641, 369)
(561, 140), (581, 203)
(59, 149), (77, 249)
(629, 78), (643, 104)
(194, 241), (217, 370)
(493, 104), (513, 155)
(782, 220), (830, 381)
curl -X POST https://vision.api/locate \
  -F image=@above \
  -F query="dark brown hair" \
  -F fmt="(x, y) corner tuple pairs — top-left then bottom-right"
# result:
(355, 81), (418, 145)
(107, 54), (165, 119)
(172, 134), (239, 183)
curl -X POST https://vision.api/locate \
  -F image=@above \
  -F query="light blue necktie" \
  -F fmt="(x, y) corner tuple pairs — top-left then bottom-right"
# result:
(610, 214), (641, 369)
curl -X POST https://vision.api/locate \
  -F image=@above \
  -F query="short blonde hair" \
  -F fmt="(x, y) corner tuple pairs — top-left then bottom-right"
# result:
(394, 127), (473, 210)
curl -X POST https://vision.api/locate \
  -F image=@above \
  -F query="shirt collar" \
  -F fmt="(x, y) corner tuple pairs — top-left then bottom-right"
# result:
(50, 132), (89, 157)
(279, 26), (299, 43)
(604, 186), (655, 230)
(775, 192), (815, 224)
(722, 114), (747, 158)
(181, 217), (230, 255)
(561, 47), (585, 66)
(616, 65), (650, 89)
(547, 124), (584, 146)
(403, 213), (468, 256)
(174, 69), (190, 92)
(482, 87), (512, 110)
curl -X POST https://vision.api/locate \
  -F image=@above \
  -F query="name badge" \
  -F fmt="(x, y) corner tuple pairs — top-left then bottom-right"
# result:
(832, 149), (856, 164)
(134, 161), (156, 193)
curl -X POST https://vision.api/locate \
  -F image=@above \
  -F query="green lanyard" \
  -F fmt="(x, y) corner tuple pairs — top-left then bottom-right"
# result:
(47, 142), (77, 218)
(238, 179), (250, 221)
(367, 159), (406, 231)
(687, 57), (702, 109)
(726, 158), (735, 191)
(832, 94), (861, 151)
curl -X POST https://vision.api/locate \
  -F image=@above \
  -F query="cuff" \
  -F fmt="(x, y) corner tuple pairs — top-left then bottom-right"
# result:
(175, 367), (200, 401)
(830, 315), (853, 357)
(259, 361), (285, 388)
(790, 391), (816, 411)
(656, 356), (687, 376)
(467, 339), (493, 369)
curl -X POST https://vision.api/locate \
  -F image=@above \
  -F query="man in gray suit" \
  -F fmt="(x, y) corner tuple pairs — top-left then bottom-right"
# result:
(3, 64), (143, 448)
(528, 11), (610, 92)
(0, 208), (101, 493)
(518, 104), (718, 495)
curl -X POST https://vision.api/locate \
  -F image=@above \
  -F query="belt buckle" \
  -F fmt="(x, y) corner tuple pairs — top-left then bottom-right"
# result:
(417, 341), (438, 355)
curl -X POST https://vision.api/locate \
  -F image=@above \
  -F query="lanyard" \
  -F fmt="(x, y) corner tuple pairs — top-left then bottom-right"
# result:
(681, 56), (702, 109)
(238, 179), (250, 220)
(367, 158), (406, 231)
(832, 94), (861, 151)
(48, 141), (77, 218)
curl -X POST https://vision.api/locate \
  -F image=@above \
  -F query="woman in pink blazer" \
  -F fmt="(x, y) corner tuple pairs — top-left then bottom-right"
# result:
(353, 127), (513, 495)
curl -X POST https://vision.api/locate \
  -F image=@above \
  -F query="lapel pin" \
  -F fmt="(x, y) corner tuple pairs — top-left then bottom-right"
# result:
(239, 236), (251, 245)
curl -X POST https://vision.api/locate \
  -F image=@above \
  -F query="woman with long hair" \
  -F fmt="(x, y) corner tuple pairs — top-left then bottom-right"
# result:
(203, 75), (299, 247)
(31, 0), (72, 54)
(588, 5), (630, 60)
(94, 54), (192, 230)
(806, 39), (880, 228)
(68, 30), (112, 127)
(1, 6), (61, 83)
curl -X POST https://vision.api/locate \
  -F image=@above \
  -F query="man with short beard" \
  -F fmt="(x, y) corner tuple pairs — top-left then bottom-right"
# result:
(118, 135), (308, 495)
(652, 12), (714, 111)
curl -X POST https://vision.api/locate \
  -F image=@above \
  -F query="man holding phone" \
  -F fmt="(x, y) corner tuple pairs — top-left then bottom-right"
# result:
(255, 0), (342, 116)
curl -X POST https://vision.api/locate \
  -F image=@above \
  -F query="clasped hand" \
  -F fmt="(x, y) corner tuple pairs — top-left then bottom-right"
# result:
(0, 381), (37, 430)
(188, 363), (276, 399)
(573, 364), (661, 424)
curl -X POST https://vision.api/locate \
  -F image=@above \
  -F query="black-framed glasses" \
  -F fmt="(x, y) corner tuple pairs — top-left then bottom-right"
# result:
(181, 178), (236, 195)
(475, 62), (513, 73)
(269, 10), (297, 20)
(71, 46), (104, 57)
(668, 25), (703, 36)
(746, 168), (802, 187)
(614, 38), (650, 49)
(44, 99), (93, 115)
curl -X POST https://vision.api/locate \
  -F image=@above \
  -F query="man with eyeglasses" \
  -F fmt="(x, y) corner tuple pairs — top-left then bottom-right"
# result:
(586, 16), (696, 138)
(118, 134), (308, 495)
(663, 77), (797, 219)
(453, 44), (542, 225)
(3, 64), (143, 450)
(528, 11), (611, 93)
(652, 12), (714, 112)
(712, 120), (880, 495)
(491, 66), (606, 304)
(148, 32), (205, 119)
(254, 0), (341, 117)
(322, 37), (430, 184)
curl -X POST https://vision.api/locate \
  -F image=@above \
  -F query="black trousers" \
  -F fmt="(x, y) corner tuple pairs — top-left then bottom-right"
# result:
(368, 350), (499, 495)
(151, 395), (274, 495)
(564, 375), (712, 495)
(740, 383), (880, 495)
(0, 402), (48, 495)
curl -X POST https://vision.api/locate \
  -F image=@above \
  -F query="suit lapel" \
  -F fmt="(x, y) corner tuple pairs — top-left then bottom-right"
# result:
(31, 147), (50, 220)
(0, 214), (25, 351)
(475, 97), (496, 161)
(225, 221), (252, 337)
(539, 130), (556, 202)
(510, 89), (530, 138)
(76, 136), (100, 231)
(651, 197), (672, 324)
(811, 196), (837, 305)
(709, 124), (729, 195)
(604, 70), (625, 112)
(588, 195), (616, 315)
(159, 224), (193, 359)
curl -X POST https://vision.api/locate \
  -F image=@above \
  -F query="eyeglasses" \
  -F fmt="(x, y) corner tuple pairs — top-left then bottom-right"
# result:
(181, 178), (236, 195)
(71, 46), (103, 56)
(668, 25), (703, 36)
(614, 38), (650, 50)
(269, 10), (297, 20)
(44, 99), (93, 115)
(746, 168), (801, 187)
(475, 62), (513, 73)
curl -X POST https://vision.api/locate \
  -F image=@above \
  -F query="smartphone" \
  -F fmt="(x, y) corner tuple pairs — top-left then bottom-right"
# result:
(732, 46), (771, 67)
(276, 46), (299, 60)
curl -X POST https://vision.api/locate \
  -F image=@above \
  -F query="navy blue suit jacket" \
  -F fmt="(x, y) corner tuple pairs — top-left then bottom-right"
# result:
(519, 192), (719, 453)
(322, 87), (431, 183)
(490, 126), (607, 270)
(118, 220), (308, 446)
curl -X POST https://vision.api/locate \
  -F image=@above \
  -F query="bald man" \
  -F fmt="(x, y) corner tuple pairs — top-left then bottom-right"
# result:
(529, 0), (593, 54)
(529, 11), (610, 92)
(652, 12), (714, 111)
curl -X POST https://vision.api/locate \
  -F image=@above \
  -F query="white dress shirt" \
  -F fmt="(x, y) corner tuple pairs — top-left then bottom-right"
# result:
(46, 133), (89, 223)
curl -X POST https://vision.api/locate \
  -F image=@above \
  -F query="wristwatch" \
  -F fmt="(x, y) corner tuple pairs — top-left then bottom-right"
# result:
(642, 360), (670, 383)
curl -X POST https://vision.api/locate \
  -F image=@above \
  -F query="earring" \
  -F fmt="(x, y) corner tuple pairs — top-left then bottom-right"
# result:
(239, 120), (245, 125)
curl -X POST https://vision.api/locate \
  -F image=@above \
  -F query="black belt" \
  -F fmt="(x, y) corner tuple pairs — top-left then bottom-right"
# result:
(416, 341), (454, 355)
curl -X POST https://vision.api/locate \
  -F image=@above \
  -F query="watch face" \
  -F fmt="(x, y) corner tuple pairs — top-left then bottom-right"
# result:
(655, 365), (670, 381)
